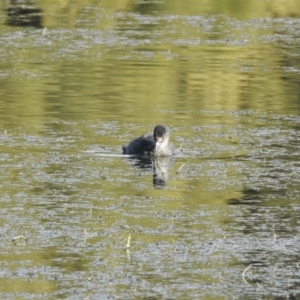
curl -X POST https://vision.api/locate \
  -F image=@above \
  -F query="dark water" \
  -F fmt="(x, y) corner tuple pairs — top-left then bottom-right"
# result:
(1, 1), (300, 299)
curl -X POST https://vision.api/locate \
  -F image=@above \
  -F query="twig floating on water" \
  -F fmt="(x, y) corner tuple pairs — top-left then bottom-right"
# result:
(176, 164), (185, 174)
(272, 225), (277, 240)
(42, 28), (48, 37)
(242, 264), (252, 284)
(12, 235), (26, 242)
(126, 233), (131, 249)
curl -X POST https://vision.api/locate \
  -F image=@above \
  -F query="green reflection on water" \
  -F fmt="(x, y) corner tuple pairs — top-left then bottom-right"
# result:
(0, 0), (300, 128)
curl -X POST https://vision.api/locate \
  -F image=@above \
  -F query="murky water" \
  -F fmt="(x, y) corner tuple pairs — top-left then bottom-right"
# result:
(1, 0), (300, 299)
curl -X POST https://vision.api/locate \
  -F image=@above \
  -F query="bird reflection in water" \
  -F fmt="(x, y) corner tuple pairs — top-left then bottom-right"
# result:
(128, 155), (173, 188)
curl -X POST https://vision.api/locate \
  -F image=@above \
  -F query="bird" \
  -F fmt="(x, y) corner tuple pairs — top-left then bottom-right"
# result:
(122, 124), (174, 156)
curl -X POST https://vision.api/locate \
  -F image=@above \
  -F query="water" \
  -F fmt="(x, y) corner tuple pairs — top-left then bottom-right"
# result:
(1, 1), (300, 299)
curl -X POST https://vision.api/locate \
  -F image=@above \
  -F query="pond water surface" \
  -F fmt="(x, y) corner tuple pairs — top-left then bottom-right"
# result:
(1, 1), (300, 299)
